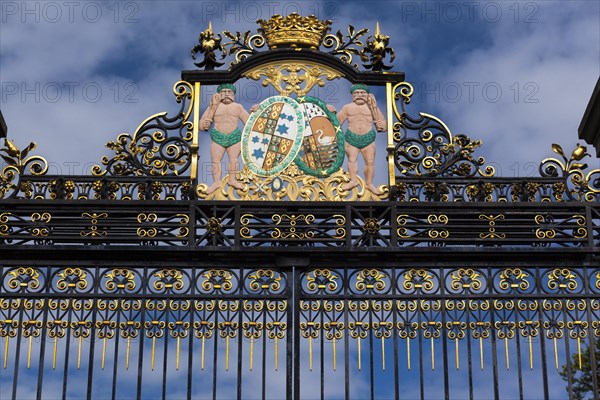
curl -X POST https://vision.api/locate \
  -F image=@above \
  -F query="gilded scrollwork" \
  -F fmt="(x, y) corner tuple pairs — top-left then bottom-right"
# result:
(322, 24), (368, 65)
(30, 212), (51, 237)
(0, 212), (10, 236)
(103, 268), (137, 293)
(152, 269), (185, 293)
(352, 268), (388, 294)
(498, 268), (530, 293)
(271, 214), (315, 239)
(303, 269), (340, 294)
(242, 61), (343, 97)
(246, 269), (283, 294)
(402, 269), (435, 293)
(7, 267), (41, 292)
(546, 268), (579, 293)
(92, 81), (193, 177)
(198, 165), (388, 201)
(80, 212), (108, 237)
(540, 143), (600, 202)
(0, 139), (48, 199)
(479, 214), (506, 239)
(200, 269), (235, 294)
(55, 268), (89, 292)
(449, 268), (483, 293)
(392, 82), (495, 179)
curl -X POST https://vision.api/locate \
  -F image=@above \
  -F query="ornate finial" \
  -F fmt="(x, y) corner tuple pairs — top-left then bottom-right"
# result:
(360, 22), (395, 71)
(257, 13), (331, 49)
(191, 21), (226, 70)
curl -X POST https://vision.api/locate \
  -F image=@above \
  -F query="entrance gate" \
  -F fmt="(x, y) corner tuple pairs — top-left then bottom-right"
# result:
(1, 13), (599, 400)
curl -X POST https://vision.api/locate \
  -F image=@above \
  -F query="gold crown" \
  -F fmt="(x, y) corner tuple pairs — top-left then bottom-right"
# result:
(257, 13), (331, 49)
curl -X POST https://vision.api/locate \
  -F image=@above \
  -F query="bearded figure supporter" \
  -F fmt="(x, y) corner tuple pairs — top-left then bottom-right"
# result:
(334, 84), (387, 194)
(199, 84), (250, 194)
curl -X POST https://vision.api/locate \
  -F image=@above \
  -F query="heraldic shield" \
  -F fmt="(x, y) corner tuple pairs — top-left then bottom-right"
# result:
(241, 96), (305, 177)
(242, 96), (343, 178)
(295, 96), (344, 178)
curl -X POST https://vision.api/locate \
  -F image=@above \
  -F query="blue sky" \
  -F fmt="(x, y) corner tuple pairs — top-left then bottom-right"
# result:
(1, 0), (599, 182)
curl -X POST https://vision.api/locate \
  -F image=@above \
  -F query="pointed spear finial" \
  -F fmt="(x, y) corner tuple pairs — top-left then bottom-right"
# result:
(375, 21), (380, 37)
(208, 21), (213, 33)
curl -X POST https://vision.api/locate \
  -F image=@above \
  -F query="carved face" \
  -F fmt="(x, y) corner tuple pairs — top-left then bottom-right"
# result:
(352, 89), (368, 105)
(219, 89), (235, 104)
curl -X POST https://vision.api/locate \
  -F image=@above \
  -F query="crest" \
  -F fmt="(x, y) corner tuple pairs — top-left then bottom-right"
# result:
(295, 96), (344, 178)
(242, 96), (305, 177)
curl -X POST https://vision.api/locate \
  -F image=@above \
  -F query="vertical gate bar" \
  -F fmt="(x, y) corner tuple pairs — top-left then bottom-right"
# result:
(418, 299), (424, 400)
(87, 268), (99, 400)
(344, 271), (349, 400)
(293, 267), (300, 400)
(136, 274), (147, 400)
(584, 266), (599, 400)
(489, 267), (499, 400)
(261, 295), (267, 400)
(537, 299), (549, 399)
(586, 205), (593, 252)
(189, 204), (195, 250)
(62, 298), (73, 400)
(212, 300), (219, 400)
(369, 296), (374, 400)
(563, 301), (574, 399)
(393, 268), (399, 400)
(390, 204), (397, 248)
(320, 295), (325, 400)
(467, 305), (473, 400)
(441, 297), (449, 400)
(162, 302), (170, 400)
(35, 297), (49, 400)
(187, 294), (196, 400)
(345, 205), (352, 249)
(111, 300), (122, 400)
(234, 205), (241, 248)
(237, 268), (244, 400)
(11, 296), (25, 400)
(516, 312), (524, 400)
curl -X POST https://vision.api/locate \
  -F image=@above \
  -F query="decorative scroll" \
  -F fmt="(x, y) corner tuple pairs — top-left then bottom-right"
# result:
(392, 82), (495, 178)
(0, 203), (596, 248)
(322, 25), (368, 66)
(197, 165), (388, 201)
(222, 30), (266, 64)
(1, 265), (599, 395)
(0, 139), (48, 199)
(92, 81), (194, 177)
(539, 143), (600, 202)
(239, 211), (346, 246)
(242, 61), (343, 96)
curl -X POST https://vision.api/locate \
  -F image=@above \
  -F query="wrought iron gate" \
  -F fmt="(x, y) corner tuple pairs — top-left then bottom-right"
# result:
(2, 12), (599, 400)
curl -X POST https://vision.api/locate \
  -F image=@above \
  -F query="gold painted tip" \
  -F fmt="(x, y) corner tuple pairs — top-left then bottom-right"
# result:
(208, 21), (213, 32)
(375, 22), (380, 36)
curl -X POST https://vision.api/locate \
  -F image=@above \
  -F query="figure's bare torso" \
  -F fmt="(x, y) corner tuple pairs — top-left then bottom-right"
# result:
(213, 103), (243, 134)
(339, 103), (374, 134)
